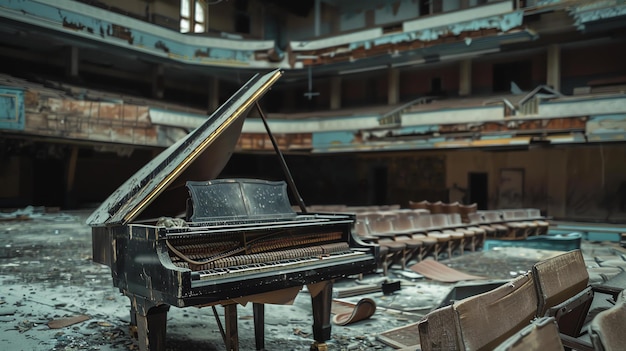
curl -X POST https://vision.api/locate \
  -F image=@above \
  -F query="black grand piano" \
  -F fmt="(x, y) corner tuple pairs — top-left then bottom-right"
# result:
(87, 69), (377, 351)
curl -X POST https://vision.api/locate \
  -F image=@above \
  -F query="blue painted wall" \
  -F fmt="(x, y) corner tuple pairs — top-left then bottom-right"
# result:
(0, 88), (25, 131)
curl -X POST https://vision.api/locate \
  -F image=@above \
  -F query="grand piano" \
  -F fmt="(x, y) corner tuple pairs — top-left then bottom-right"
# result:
(87, 69), (378, 351)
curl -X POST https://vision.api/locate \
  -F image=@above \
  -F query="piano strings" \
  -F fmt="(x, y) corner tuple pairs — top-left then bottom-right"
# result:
(166, 230), (346, 271)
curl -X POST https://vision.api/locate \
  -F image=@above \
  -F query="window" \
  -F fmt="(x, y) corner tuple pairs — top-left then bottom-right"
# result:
(180, 0), (207, 33)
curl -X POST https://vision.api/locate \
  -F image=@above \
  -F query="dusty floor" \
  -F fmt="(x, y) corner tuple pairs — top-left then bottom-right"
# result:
(0, 208), (624, 351)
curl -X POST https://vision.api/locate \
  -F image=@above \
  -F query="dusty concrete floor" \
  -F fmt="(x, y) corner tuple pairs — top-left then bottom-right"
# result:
(0, 208), (623, 351)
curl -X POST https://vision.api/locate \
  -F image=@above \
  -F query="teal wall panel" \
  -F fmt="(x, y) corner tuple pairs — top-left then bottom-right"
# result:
(0, 88), (25, 131)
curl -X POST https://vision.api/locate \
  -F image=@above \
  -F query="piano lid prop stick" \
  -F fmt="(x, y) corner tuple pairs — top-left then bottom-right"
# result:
(255, 101), (308, 213)
(211, 306), (227, 345)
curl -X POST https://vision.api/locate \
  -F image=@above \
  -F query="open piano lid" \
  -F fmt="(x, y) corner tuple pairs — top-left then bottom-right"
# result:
(86, 69), (283, 227)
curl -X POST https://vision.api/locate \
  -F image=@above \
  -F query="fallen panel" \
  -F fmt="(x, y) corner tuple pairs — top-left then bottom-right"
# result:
(409, 259), (485, 283)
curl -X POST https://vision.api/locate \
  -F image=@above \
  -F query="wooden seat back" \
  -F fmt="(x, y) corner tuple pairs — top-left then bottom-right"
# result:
(493, 317), (564, 351)
(532, 250), (589, 317)
(418, 305), (463, 351)
(532, 250), (592, 337)
(453, 273), (538, 351)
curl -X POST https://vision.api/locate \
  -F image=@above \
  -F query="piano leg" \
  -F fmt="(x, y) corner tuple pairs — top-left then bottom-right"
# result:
(224, 304), (239, 351)
(253, 303), (265, 351)
(310, 281), (333, 351)
(129, 295), (170, 351)
(129, 304), (138, 339)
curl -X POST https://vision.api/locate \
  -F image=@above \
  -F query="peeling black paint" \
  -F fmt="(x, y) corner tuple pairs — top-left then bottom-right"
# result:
(155, 41), (169, 53)
(62, 17), (85, 31)
(194, 49), (210, 58)
(107, 24), (134, 44)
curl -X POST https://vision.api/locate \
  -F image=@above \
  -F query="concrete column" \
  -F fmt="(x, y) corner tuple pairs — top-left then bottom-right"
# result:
(388, 67), (400, 105)
(151, 64), (164, 99)
(64, 146), (79, 208)
(459, 59), (472, 96)
(547, 44), (561, 91)
(330, 76), (341, 110)
(208, 77), (220, 112)
(65, 46), (79, 78)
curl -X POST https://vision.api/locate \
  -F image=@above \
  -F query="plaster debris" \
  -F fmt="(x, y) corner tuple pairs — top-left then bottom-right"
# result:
(1, 210), (624, 350)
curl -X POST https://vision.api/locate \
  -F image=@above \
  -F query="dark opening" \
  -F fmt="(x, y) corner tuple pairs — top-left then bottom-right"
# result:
(235, 14), (250, 33)
(419, 0), (430, 15)
(33, 158), (65, 207)
(432, 0), (443, 14)
(367, 78), (379, 104)
(492, 61), (532, 93)
(372, 166), (388, 205)
(234, 0), (250, 34)
(468, 172), (488, 210)
(431, 77), (442, 94)
(234, 0), (247, 10)
(264, 14), (287, 49)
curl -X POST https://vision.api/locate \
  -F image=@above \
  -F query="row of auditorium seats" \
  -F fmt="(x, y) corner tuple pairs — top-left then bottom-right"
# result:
(410, 200), (550, 239)
(308, 203), (549, 240)
(354, 210), (486, 275)
(304, 204), (549, 275)
(409, 200), (478, 222)
(418, 249), (624, 351)
(468, 208), (550, 239)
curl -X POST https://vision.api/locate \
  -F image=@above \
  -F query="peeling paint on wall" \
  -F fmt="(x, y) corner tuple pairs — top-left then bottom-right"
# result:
(23, 96), (159, 146)
(0, 88), (25, 130)
(570, 1), (626, 29)
(349, 11), (523, 51)
(586, 114), (626, 134)
(0, 0), (277, 68)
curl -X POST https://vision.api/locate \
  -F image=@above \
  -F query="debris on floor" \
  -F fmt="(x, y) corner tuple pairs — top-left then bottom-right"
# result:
(0, 210), (624, 350)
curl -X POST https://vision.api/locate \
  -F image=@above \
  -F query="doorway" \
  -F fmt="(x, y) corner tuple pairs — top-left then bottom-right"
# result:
(371, 166), (388, 205)
(468, 172), (488, 210)
(33, 158), (65, 207)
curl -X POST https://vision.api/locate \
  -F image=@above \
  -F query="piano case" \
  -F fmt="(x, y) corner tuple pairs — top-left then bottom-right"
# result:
(87, 69), (377, 351)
